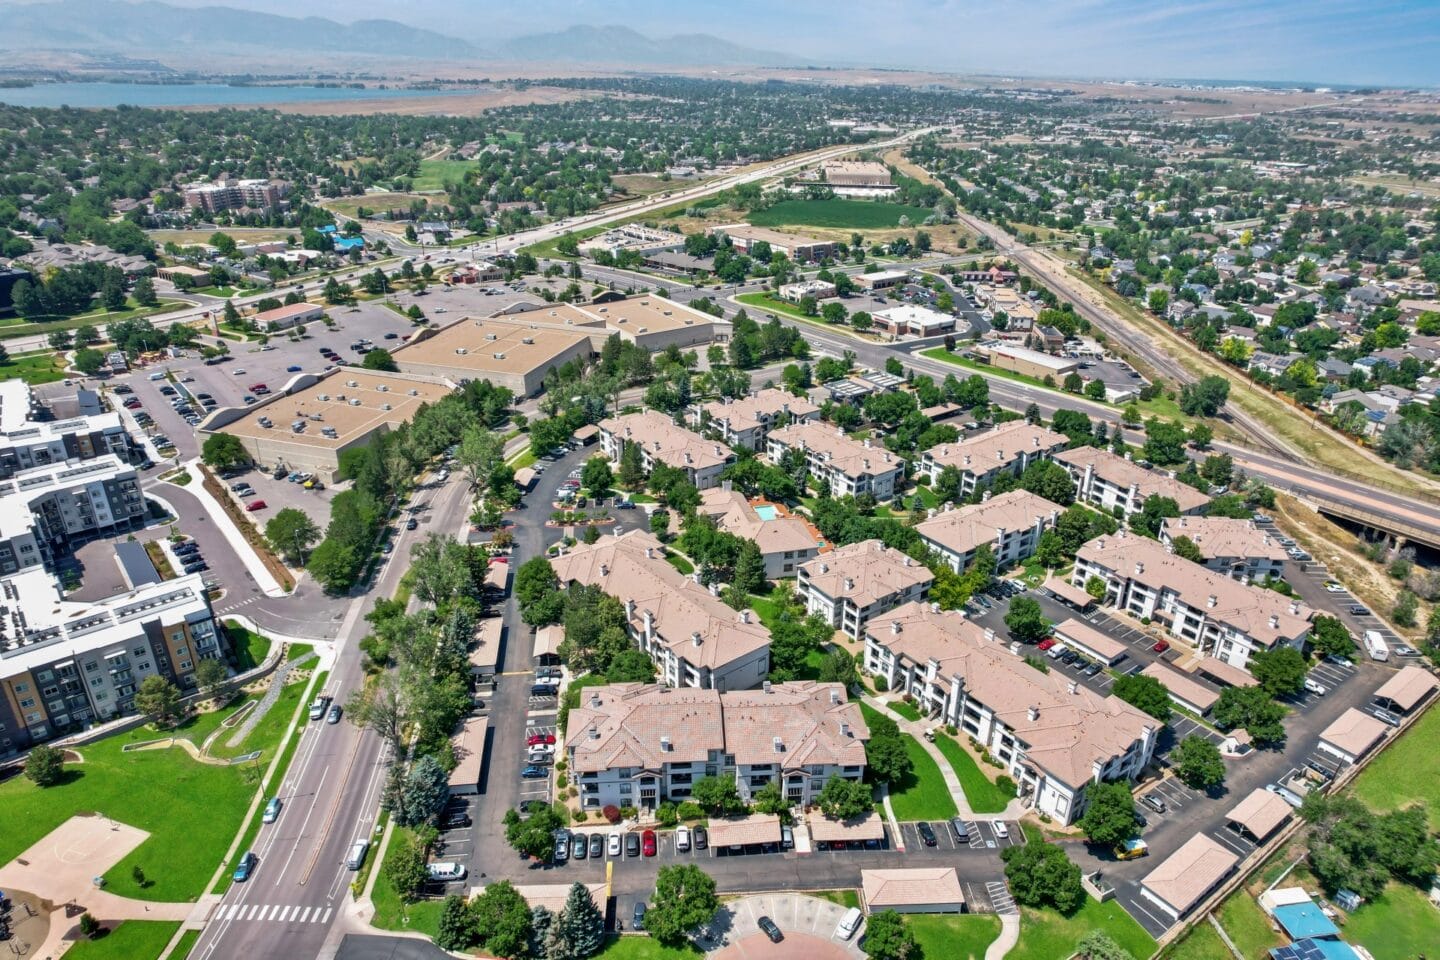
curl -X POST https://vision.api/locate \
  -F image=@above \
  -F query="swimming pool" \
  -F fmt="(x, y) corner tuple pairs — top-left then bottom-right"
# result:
(753, 504), (780, 521)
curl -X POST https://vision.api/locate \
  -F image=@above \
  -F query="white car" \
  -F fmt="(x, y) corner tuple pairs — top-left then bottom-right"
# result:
(1303, 678), (1327, 696)
(527, 742), (555, 756)
(232, 368), (246, 375)
(608, 832), (621, 857)
(1324, 582), (1345, 593)
(992, 820), (1009, 839)
(675, 825), (691, 852)
(427, 862), (466, 882)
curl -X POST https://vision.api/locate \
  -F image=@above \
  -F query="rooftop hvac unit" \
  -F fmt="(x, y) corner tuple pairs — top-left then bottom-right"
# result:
(346, 380), (358, 387)
(377, 384), (388, 392)
(381, 403), (391, 411)
(521, 337), (534, 344)
(318, 393), (330, 401)
(637, 326), (647, 333)
(485, 333), (497, 341)
(408, 389), (419, 396)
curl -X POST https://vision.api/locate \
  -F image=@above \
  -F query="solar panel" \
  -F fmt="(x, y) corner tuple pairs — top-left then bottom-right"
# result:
(1270, 941), (1326, 960)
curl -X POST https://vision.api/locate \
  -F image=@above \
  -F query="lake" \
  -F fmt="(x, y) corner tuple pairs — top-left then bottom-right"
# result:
(0, 82), (453, 109)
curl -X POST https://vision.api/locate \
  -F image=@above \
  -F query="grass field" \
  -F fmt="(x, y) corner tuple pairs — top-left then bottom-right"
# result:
(748, 199), (923, 230)
(594, 937), (703, 959)
(1351, 698), (1440, 831)
(859, 703), (957, 821)
(412, 159), (475, 192)
(1009, 899), (1157, 960)
(889, 699), (924, 722)
(370, 827), (445, 937)
(908, 914), (1001, 960)
(1157, 918), (1229, 960)
(224, 620), (273, 671)
(1341, 881), (1440, 960)
(0, 299), (187, 341)
(0, 350), (65, 384)
(325, 193), (448, 219)
(934, 733), (1015, 814)
(1216, 890), (1285, 958)
(65, 921), (182, 960)
(809, 889), (861, 909)
(171, 928), (201, 959)
(149, 228), (294, 246)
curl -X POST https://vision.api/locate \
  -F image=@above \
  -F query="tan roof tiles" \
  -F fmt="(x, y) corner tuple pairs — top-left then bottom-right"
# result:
(1056, 446), (1211, 513)
(1226, 787), (1293, 840)
(1373, 665), (1440, 712)
(862, 868), (965, 910)
(1319, 708), (1389, 759)
(798, 539), (934, 608)
(696, 488), (819, 555)
(768, 421), (904, 480)
(696, 388), (819, 434)
(599, 411), (734, 472)
(1161, 516), (1288, 562)
(922, 420), (1067, 474)
(915, 489), (1062, 557)
(1142, 834), (1238, 915)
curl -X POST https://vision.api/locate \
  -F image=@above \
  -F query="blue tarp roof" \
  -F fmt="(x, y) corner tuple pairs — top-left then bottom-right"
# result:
(1272, 902), (1340, 941)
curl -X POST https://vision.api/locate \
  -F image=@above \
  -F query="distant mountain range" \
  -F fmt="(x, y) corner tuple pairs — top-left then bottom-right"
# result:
(0, 2), (793, 68)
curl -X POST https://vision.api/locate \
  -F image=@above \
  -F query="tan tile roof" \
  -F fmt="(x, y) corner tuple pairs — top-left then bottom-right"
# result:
(1078, 532), (1313, 648)
(862, 868), (965, 909)
(721, 680), (869, 769)
(448, 715), (489, 789)
(922, 420), (1068, 474)
(1319, 708), (1389, 758)
(808, 810), (885, 842)
(1374, 665), (1440, 712)
(1198, 656), (1259, 688)
(798, 539), (934, 608)
(768, 421), (904, 480)
(1043, 575), (1096, 608)
(533, 625), (563, 660)
(1142, 834), (1237, 915)
(1055, 446), (1211, 513)
(505, 883), (608, 916)
(697, 488), (819, 555)
(708, 813), (782, 848)
(600, 411), (734, 472)
(915, 489), (1062, 557)
(1161, 516), (1288, 562)
(548, 531), (770, 672)
(868, 603), (1156, 789)
(1226, 787), (1293, 840)
(1139, 661), (1221, 712)
(1052, 618), (1127, 663)
(697, 388), (819, 433)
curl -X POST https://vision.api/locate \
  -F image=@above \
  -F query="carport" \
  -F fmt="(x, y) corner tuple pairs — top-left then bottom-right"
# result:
(448, 715), (489, 796)
(1043, 576), (1096, 612)
(533, 625), (563, 665)
(485, 562), (511, 596)
(1053, 618), (1125, 666)
(500, 881), (608, 916)
(861, 868), (966, 914)
(514, 467), (537, 492)
(809, 811), (885, 850)
(469, 617), (502, 682)
(1373, 665), (1439, 715)
(1317, 708), (1389, 764)
(1226, 787), (1293, 843)
(1141, 661), (1220, 715)
(1196, 657), (1258, 690)
(709, 813), (782, 854)
(1140, 834), (1238, 921)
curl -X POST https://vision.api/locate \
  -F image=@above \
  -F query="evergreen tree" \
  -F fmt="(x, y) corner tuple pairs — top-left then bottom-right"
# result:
(555, 882), (605, 958)
(734, 540), (766, 597)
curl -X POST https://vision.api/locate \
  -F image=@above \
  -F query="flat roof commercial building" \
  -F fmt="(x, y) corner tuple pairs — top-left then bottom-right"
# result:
(1160, 516), (1287, 582)
(871, 304), (958, 338)
(201, 369), (453, 483)
(501, 296), (729, 353)
(975, 342), (1078, 381)
(0, 454), (147, 576)
(767, 421), (905, 502)
(577, 224), (686, 260)
(598, 411), (735, 490)
(711, 224), (838, 263)
(393, 316), (594, 396)
(1141, 834), (1238, 920)
(251, 302), (324, 332)
(1075, 532), (1313, 670)
(797, 539), (933, 640)
(918, 420), (1068, 495)
(690, 388), (820, 451)
(854, 270), (910, 291)
(823, 160), (893, 188)
(1056, 447), (1211, 519)
(915, 489), (1062, 573)
(778, 279), (837, 303)
(865, 602), (1158, 824)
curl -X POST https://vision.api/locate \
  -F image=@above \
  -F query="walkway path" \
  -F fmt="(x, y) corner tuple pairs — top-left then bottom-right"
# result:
(863, 694), (975, 818)
(984, 913), (1021, 960)
(225, 648), (307, 748)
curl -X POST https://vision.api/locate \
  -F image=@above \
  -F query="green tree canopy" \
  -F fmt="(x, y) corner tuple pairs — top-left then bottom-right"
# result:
(647, 864), (719, 945)
(1172, 734), (1226, 790)
(1079, 780), (1140, 847)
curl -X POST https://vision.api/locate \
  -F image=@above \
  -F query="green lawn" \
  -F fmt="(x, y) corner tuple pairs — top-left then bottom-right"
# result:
(934, 733), (1015, 814)
(1342, 881), (1440, 960)
(1351, 699), (1440, 831)
(208, 670), (308, 761)
(734, 292), (862, 335)
(859, 703), (957, 821)
(171, 928), (201, 959)
(0, 299), (187, 340)
(908, 914), (1001, 960)
(922, 348), (1075, 396)
(748, 199), (922, 230)
(594, 937), (703, 959)
(1009, 899), (1157, 960)
(665, 554), (694, 575)
(65, 921), (182, 960)
(1216, 890), (1284, 958)
(808, 889), (861, 909)
(224, 620), (273, 671)
(370, 827), (444, 937)
(1157, 918), (1229, 960)
(747, 594), (785, 630)
(0, 350), (65, 384)
(889, 700), (924, 722)
(412, 158), (475, 191)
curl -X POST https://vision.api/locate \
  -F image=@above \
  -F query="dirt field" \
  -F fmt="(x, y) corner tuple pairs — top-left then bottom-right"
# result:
(169, 85), (602, 117)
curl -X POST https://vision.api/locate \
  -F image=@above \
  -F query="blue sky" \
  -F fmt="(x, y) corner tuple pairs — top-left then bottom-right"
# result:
(157, 0), (1440, 86)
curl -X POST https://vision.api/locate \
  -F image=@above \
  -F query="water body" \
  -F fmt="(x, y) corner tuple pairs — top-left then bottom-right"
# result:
(0, 82), (453, 109)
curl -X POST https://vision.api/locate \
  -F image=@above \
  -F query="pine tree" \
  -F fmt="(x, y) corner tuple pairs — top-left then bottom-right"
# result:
(734, 540), (766, 597)
(618, 441), (645, 489)
(555, 882), (604, 958)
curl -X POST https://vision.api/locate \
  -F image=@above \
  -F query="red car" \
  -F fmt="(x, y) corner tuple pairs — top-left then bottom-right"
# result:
(641, 830), (657, 857)
(245, 499), (268, 512)
(1152, 640), (1170, 653)
(1037, 638), (1056, 651)
(527, 732), (556, 747)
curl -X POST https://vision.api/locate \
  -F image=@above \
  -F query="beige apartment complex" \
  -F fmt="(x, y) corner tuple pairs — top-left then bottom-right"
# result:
(917, 420), (1068, 495)
(796, 539), (934, 639)
(1159, 516), (1287, 582)
(598, 411), (735, 490)
(690, 388), (820, 451)
(1055, 446), (1211, 518)
(696, 486), (820, 579)
(915, 489), (1063, 572)
(767, 421), (905, 501)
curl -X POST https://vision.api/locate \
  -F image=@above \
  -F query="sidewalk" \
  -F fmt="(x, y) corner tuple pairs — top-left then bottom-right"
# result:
(863, 694), (975, 818)
(985, 913), (1021, 960)
(171, 458), (286, 597)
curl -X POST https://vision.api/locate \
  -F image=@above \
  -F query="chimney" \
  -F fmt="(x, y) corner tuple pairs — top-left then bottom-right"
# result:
(588, 723), (599, 739)
(819, 562), (829, 574)
(643, 609), (656, 637)
(763, 680), (773, 693)
(660, 735), (672, 752)
(1068, 681), (1078, 695)
(589, 693), (601, 708)
(1288, 600), (1300, 615)
(626, 598), (636, 620)
(1032, 435), (1040, 447)
(904, 556), (912, 567)
(773, 736), (784, 753)
(691, 631), (703, 647)
(890, 620), (902, 635)
(1207, 594), (1218, 608)
(600, 563), (609, 577)
(1268, 614), (1279, 629)
(963, 454), (972, 467)
(709, 582), (720, 597)
(644, 547), (653, 559)
(844, 578), (855, 593)
(830, 689), (841, 704)
(864, 437), (872, 449)
(840, 721), (851, 737)
(739, 610), (751, 624)
(931, 601), (940, 613)
(1135, 561), (1145, 575)
(996, 448), (1004, 461)
(1027, 705), (1039, 722)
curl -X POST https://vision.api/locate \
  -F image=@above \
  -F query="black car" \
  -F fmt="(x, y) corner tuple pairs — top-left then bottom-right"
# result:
(625, 833), (641, 858)
(530, 684), (556, 697)
(949, 817), (969, 843)
(758, 916), (783, 944)
(174, 542), (200, 555)
(917, 822), (937, 846)
(631, 902), (646, 931)
(1348, 604), (1371, 616)
(442, 812), (472, 830)
(693, 825), (708, 850)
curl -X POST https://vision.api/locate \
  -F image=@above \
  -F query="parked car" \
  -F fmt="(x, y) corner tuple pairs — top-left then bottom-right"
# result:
(632, 902), (646, 931)
(245, 499), (267, 511)
(1036, 638), (1056, 651)
(917, 822), (937, 846)
(1348, 604), (1371, 616)
(1140, 793), (1167, 814)
(1371, 706), (1402, 727)
(262, 797), (282, 823)
(1303, 678), (1327, 696)
(608, 832), (622, 857)
(1114, 838), (1149, 861)
(693, 825), (708, 850)
(553, 832), (570, 863)
(1152, 640), (1170, 653)
(442, 812), (472, 830)
(572, 833), (588, 860)
(642, 829), (657, 857)
(232, 851), (257, 882)
(521, 765), (548, 779)
(287, 365), (302, 372)
(992, 820), (1009, 839)
(626, 833), (641, 858)
(948, 817), (969, 843)
(675, 825), (691, 852)
(427, 862), (466, 882)
(527, 732), (556, 746)
(406, 518), (418, 530)
(1082, 661), (1103, 678)
(588, 833), (603, 859)
(757, 916), (783, 944)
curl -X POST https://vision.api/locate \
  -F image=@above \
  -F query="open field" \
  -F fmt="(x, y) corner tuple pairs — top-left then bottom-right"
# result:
(1216, 889), (1285, 958)
(0, 349), (65, 384)
(593, 937), (703, 959)
(149, 228), (293, 246)
(909, 914), (1000, 959)
(325, 192), (449, 218)
(749, 199), (923, 230)
(65, 920), (182, 960)
(169, 84), (601, 118)
(0, 299), (188, 341)
(611, 174), (693, 199)
(1009, 899), (1157, 960)
(412, 158), (475, 191)
(1341, 881), (1440, 960)
(1351, 697), (1440, 829)
(1348, 174), (1440, 198)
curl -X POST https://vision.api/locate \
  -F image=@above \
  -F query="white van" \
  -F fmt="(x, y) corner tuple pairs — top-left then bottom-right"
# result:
(427, 861), (466, 882)
(835, 907), (863, 940)
(345, 840), (369, 871)
(148, 371), (166, 381)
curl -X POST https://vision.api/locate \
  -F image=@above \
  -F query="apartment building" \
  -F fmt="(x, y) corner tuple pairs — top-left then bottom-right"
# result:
(915, 489), (1062, 573)
(0, 455), (146, 575)
(182, 179), (288, 213)
(548, 531), (770, 690)
(0, 568), (224, 755)
(1159, 517), (1287, 582)
(864, 602), (1158, 824)
(1073, 532), (1312, 669)
(1054, 447), (1210, 519)
(918, 420), (1068, 496)
(696, 487), (820, 579)
(766, 421), (905, 501)
(0, 381), (135, 479)
(796, 539), (933, 639)
(598, 411), (735, 490)
(564, 680), (868, 811)
(690, 388), (820, 451)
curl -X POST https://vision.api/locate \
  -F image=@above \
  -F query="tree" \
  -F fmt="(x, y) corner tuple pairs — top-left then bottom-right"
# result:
(395, 754), (449, 827)
(862, 910), (918, 960)
(73, 323), (100, 347)
(195, 657), (229, 703)
(690, 775), (745, 815)
(265, 508), (321, 565)
(1131, 495), (1180, 538)
(750, 781), (789, 816)
(435, 894), (478, 951)
(1179, 376), (1231, 417)
(1308, 615), (1356, 660)
(133, 276), (158, 307)
(1019, 460), (1075, 505)
(73, 347), (106, 375)
(1143, 418), (1188, 465)
(1004, 596), (1050, 645)
(816, 775), (872, 821)
(1168, 534), (1205, 564)
(647, 864), (719, 945)
(101, 274), (127, 311)
(1085, 575), (1108, 600)
(470, 879), (533, 959)
(1077, 931), (1136, 960)
(553, 882), (605, 959)
(1002, 841), (1083, 912)
(134, 675), (182, 726)
(1172, 734), (1226, 790)
(863, 712), (912, 785)
(1078, 780), (1139, 847)
(619, 441), (645, 489)
(1249, 647), (1307, 698)
(516, 557), (563, 626)
(1084, 379), (1108, 402)
(504, 804), (566, 861)
(24, 742), (64, 786)
(409, 533), (472, 609)
(818, 649), (858, 687)
(49, 329), (73, 350)
(581, 456), (612, 496)
(1112, 674), (1171, 722)
(201, 432), (250, 470)
(1212, 686), (1287, 745)
(361, 347), (398, 371)
(733, 540), (766, 597)
(383, 831), (430, 902)
(1147, 288), (1170, 314)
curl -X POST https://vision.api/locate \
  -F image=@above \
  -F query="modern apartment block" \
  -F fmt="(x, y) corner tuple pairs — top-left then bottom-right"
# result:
(696, 486), (820, 579)
(796, 539), (934, 639)
(0, 455), (146, 575)
(548, 531), (771, 691)
(915, 489), (1062, 573)
(1073, 532), (1312, 669)
(1159, 517), (1288, 582)
(918, 420), (1068, 496)
(564, 680), (868, 811)
(1054, 447), (1210, 519)
(599, 411), (735, 490)
(0, 568), (224, 755)
(690, 388), (820, 451)
(766, 421), (905, 501)
(864, 602), (1158, 824)
(0, 380), (135, 479)
(183, 179), (289, 213)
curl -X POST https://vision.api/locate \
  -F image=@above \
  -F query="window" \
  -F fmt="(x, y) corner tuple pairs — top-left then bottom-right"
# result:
(175, 646), (188, 657)
(42, 685), (58, 697)
(137, 663), (151, 672)
(91, 678), (104, 688)
(132, 646), (147, 657)
(178, 661), (192, 671)
(18, 697), (35, 709)
(85, 661), (99, 673)
(14, 682), (28, 694)
(170, 631), (185, 644)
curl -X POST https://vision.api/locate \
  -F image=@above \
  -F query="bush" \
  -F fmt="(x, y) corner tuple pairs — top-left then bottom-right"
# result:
(619, 805), (637, 820)
(24, 743), (64, 786)
(995, 775), (1017, 799)
(79, 913), (101, 939)
(556, 774), (567, 789)
(603, 804), (622, 824)
(873, 675), (889, 693)
(655, 802), (679, 827)
(677, 801), (704, 821)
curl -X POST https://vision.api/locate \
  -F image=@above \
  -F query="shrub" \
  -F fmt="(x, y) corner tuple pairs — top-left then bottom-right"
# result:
(995, 775), (1017, 799)
(656, 802), (679, 826)
(79, 913), (100, 939)
(619, 805), (638, 820)
(873, 675), (889, 693)
(556, 774), (567, 789)
(677, 801), (704, 821)
(603, 804), (622, 824)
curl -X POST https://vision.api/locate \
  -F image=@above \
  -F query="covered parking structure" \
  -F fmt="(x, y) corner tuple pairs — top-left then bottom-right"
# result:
(1141, 661), (1220, 716)
(1317, 708), (1389, 764)
(533, 624), (563, 666)
(469, 617), (502, 682)
(861, 868), (966, 914)
(710, 813), (782, 855)
(809, 811), (886, 850)
(1196, 656), (1258, 690)
(1372, 665), (1439, 715)
(1052, 617), (1126, 666)
(1140, 834), (1238, 921)
(1043, 576), (1096, 613)
(448, 715), (490, 795)
(1226, 787), (1293, 843)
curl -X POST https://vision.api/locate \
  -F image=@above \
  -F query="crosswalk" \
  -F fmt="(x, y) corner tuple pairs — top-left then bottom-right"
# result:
(214, 903), (334, 924)
(218, 595), (260, 614)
